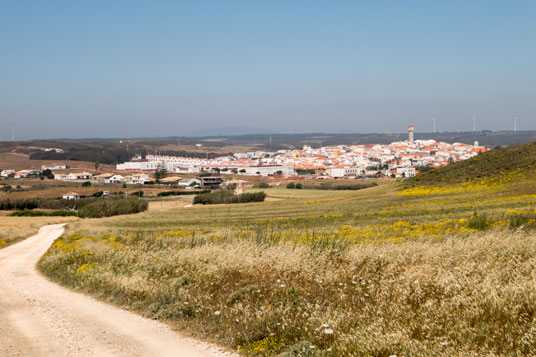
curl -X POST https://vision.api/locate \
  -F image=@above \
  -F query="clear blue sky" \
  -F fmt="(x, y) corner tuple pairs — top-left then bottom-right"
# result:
(1, 0), (535, 139)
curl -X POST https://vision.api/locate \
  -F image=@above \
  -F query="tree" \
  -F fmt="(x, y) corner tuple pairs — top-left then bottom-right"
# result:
(286, 182), (295, 189)
(239, 169), (246, 174)
(41, 169), (54, 179)
(94, 162), (100, 171)
(276, 170), (283, 176)
(82, 181), (91, 187)
(155, 162), (167, 181)
(295, 183), (303, 189)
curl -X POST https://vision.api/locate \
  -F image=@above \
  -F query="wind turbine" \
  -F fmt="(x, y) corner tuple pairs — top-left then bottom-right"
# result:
(472, 115), (476, 132)
(11, 125), (15, 141)
(432, 117), (436, 133)
(513, 116), (517, 132)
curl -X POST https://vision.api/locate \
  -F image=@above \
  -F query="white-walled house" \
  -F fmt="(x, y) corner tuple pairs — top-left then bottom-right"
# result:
(105, 175), (125, 183)
(66, 172), (92, 181)
(178, 178), (202, 187)
(0, 170), (15, 177)
(395, 167), (416, 178)
(63, 192), (80, 200)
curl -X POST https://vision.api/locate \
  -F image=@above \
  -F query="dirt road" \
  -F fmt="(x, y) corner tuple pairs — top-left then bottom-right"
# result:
(0, 224), (233, 357)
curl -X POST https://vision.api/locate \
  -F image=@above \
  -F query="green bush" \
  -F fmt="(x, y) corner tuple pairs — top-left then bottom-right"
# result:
(286, 182), (295, 189)
(157, 190), (210, 197)
(10, 210), (77, 217)
(0, 198), (99, 211)
(295, 183), (303, 189)
(193, 191), (266, 205)
(78, 197), (148, 218)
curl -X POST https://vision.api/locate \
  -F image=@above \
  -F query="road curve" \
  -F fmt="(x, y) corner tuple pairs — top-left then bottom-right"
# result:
(0, 224), (233, 357)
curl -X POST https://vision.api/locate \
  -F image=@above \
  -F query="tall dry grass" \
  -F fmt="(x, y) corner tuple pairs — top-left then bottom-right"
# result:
(39, 228), (536, 355)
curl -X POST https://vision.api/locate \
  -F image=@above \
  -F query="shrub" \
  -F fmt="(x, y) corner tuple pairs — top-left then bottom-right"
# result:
(78, 197), (148, 218)
(286, 182), (295, 189)
(81, 181), (91, 187)
(157, 190), (210, 197)
(10, 210), (77, 217)
(193, 191), (266, 205)
(257, 182), (270, 188)
(295, 183), (303, 189)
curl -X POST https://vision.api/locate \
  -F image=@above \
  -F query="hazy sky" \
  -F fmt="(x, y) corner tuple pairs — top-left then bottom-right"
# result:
(1, 1), (535, 139)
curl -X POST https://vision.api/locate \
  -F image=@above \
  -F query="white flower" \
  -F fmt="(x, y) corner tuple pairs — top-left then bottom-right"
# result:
(323, 328), (334, 335)
(214, 311), (221, 316)
(440, 341), (448, 347)
(235, 319), (240, 323)
(322, 323), (329, 328)
(280, 284), (286, 288)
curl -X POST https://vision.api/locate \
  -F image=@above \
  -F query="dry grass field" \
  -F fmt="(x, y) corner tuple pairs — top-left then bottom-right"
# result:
(0, 215), (78, 248)
(0, 152), (115, 172)
(37, 163), (536, 356)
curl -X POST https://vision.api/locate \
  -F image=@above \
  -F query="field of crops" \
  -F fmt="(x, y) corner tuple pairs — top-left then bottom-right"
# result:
(39, 173), (536, 355)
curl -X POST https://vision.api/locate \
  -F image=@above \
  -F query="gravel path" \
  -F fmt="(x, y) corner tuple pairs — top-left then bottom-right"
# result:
(0, 224), (234, 357)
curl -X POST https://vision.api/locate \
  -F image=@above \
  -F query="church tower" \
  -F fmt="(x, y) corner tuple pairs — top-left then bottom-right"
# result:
(408, 124), (415, 143)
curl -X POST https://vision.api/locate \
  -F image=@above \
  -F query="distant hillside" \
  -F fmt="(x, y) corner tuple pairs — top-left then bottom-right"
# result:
(405, 141), (536, 187)
(187, 126), (274, 137)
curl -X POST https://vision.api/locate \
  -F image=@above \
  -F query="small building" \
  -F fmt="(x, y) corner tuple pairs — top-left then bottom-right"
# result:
(67, 172), (92, 181)
(41, 164), (68, 170)
(178, 178), (202, 187)
(201, 176), (223, 188)
(125, 174), (151, 184)
(93, 173), (114, 183)
(105, 175), (125, 184)
(395, 167), (416, 178)
(0, 170), (15, 177)
(63, 192), (80, 200)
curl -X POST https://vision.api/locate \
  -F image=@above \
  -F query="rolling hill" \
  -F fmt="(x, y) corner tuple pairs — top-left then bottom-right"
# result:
(406, 141), (536, 187)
